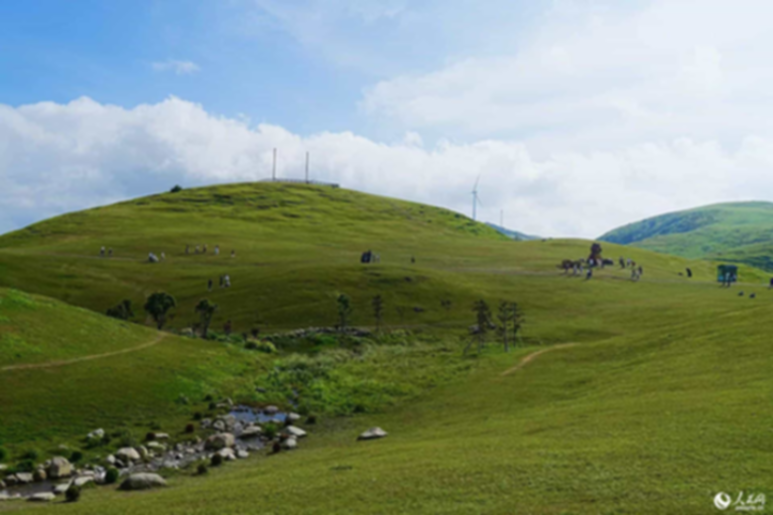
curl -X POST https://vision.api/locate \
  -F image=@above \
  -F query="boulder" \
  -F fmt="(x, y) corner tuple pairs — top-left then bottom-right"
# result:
(138, 446), (149, 460)
(216, 448), (236, 461)
(119, 473), (167, 491)
(0, 464), (7, 472)
(152, 432), (170, 441)
(53, 483), (71, 495)
(73, 476), (94, 487)
(33, 468), (47, 482)
(15, 472), (33, 484)
(282, 437), (298, 450)
(27, 492), (56, 502)
(213, 420), (226, 432)
(116, 447), (141, 462)
(287, 412), (301, 423)
(4, 475), (17, 486)
(48, 456), (73, 479)
(147, 442), (166, 452)
(284, 426), (307, 438)
(236, 450), (249, 459)
(263, 405), (279, 415)
(87, 428), (105, 440)
(205, 433), (235, 451)
(357, 427), (388, 441)
(240, 426), (262, 439)
(105, 455), (116, 465)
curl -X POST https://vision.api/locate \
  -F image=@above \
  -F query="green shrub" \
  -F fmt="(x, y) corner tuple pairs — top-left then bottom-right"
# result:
(170, 185), (183, 193)
(65, 484), (81, 503)
(210, 453), (223, 467)
(21, 449), (39, 461)
(70, 450), (84, 463)
(197, 463), (208, 475)
(105, 467), (120, 485)
(0, 447), (6, 461)
(15, 460), (35, 472)
(263, 422), (279, 440)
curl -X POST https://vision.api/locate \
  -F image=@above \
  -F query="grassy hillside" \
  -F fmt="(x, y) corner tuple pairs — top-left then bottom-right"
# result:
(0, 183), (762, 337)
(3, 271), (771, 514)
(0, 287), (268, 452)
(1, 184), (771, 513)
(599, 201), (773, 270)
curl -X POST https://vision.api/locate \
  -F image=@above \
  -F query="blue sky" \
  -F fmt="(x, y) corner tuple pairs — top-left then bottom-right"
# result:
(2, 0), (773, 237)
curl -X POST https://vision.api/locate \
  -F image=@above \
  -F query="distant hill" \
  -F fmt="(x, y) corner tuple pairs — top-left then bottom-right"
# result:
(485, 223), (540, 241)
(599, 201), (773, 270)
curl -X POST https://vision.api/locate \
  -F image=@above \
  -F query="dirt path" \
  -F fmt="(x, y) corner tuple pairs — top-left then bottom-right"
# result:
(0, 333), (167, 373)
(501, 343), (579, 376)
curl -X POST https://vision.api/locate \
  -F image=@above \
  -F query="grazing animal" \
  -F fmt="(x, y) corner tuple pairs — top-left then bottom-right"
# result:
(750, 293), (756, 299)
(738, 291), (744, 297)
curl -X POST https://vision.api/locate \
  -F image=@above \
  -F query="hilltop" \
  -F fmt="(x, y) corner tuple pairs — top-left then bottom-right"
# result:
(599, 201), (773, 270)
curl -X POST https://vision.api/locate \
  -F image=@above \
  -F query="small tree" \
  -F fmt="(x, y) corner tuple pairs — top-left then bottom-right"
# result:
(170, 185), (183, 193)
(465, 299), (492, 354)
(372, 295), (384, 332)
(496, 301), (514, 353)
(336, 294), (352, 333)
(511, 302), (525, 346)
(144, 292), (177, 330)
(106, 299), (134, 321)
(195, 299), (218, 339)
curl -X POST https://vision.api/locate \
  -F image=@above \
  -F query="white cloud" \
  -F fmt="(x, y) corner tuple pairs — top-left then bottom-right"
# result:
(3, 96), (773, 239)
(151, 60), (201, 75)
(362, 0), (773, 151)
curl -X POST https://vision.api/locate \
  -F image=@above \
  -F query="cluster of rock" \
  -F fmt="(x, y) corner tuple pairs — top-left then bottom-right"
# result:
(0, 456), (111, 503)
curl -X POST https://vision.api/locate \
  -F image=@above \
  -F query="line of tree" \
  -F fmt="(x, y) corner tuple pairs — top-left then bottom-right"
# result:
(465, 299), (524, 354)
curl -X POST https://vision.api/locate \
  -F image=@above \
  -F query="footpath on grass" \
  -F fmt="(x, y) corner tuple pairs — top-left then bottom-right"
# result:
(0, 333), (167, 373)
(501, 343), (578, 376)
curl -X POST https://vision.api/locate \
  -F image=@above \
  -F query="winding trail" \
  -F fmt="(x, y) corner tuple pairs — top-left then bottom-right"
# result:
(0, 333), (167, 373)
(501, 343), (579, 376)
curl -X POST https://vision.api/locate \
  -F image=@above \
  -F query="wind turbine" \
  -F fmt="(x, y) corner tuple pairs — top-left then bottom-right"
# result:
(472, 174), (483, 221)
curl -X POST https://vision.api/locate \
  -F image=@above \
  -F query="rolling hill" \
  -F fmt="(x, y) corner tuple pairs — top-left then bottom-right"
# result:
(0, 183), (771, 513)
(485, 222), (540, 241)
(599, 201), (773, 270)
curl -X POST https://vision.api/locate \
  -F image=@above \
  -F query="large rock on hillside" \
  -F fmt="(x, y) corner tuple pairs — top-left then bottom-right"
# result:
(116, 447), (141, 462)
(357, 427), (388, 441)
(47, 456), (73, 479)
(119, 473), (167, 491)
(205, 433), (235, 450)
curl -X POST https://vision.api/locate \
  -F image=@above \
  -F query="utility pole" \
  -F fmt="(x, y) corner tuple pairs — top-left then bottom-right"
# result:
(305, 152), (310, 184)
(272, 148), (277, 181)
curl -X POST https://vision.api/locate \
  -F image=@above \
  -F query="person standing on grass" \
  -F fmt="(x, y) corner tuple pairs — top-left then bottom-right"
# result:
(100, 246), (105, 257)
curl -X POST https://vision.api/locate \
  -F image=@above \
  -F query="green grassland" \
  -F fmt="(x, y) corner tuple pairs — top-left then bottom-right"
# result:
(0, 184), (770, 513)
(600, 201), (773, 270)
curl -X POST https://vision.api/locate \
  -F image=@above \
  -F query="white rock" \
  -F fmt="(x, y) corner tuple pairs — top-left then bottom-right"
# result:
(285, 426), (307, 438)
(358, 427), (388, 441)
(263, 405), (279, 415)
(15, 473), (33, 484)
(53, 483), (71, 495)
(282, 436), (298, 450)
(119, 473), (167, 491)
(87, 428), (105, 440)
(236, 450), (249, 459)
(27, 492), (56, 502)
(48, 456), (73, 479)
(105, 455), (116, 465)
(116, 447), (141, 462)
(240, 426), (262, 439)
(216, 448), (236, 461)
(205, 433), (235, 450)
(287, 412), (301, 423)
(73, 476), (94, 487)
